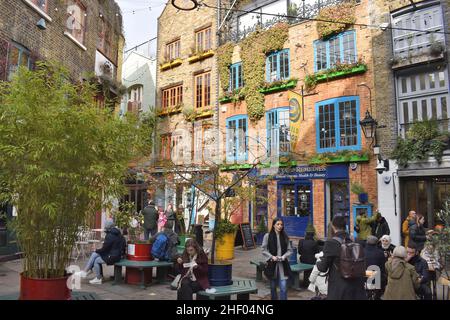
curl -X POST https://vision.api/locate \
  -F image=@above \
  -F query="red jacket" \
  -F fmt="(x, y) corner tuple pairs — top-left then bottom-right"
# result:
(180, 253), (210, 290)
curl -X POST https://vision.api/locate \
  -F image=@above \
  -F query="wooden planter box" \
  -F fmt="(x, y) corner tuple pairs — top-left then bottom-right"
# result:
(187, 50), (215, 63)
(160, 58), (183, 71)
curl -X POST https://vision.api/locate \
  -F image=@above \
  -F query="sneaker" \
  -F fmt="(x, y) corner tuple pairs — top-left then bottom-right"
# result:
(76, 270), (91, 279)
(89, 277), (102, 285)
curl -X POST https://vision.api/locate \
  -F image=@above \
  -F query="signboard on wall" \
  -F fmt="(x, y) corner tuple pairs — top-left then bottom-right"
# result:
(288, 90), (303, 152)
(259, 164), (349, 180)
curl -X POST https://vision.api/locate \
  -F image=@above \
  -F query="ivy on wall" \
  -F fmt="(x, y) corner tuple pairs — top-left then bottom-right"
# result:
(217, 42), (234, 94)
(316, 1), (356, 39)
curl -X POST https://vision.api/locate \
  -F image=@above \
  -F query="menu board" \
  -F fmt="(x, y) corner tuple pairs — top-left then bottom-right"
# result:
(239, 223), (256, 250)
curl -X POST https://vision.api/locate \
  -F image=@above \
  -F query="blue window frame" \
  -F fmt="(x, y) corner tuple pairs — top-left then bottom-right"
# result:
(266, 107), (290, 159)
(266, 49), (290, 82)
(226, 115), (248, 162)
(230, 62), (243, 90)
(315, 96), (361, 153)
(313, 31), (357, 73)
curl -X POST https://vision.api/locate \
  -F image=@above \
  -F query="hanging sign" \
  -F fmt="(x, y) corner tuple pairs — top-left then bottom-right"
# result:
(288, 90), (303, 153)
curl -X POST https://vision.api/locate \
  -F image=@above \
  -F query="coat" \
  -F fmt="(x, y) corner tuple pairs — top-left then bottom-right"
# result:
(384, 257), (420, 300)
(179, 252), (210, 290)
(298, 238), (320, 265)
(365, 244), (387, 287)
(356, 213), (378, 241)
(316, 231), (367, 300)
(402, 218), (412, 247)
(308, 256), (328, 295)
(409, 223), (427, 252)
(142, 205), (158, 230)
(261, 232), (293, 280)
(408, 255), (430, 285)
(95, 227), (124, 265)
(372, 217), (390, 239)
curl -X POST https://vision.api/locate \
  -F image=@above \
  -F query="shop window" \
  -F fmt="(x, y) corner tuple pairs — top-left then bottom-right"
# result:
(66, 1), (87, 45)
(194, 72), (211, 109)
(316, 96), (360, 153)
(397, 65), (449, 135)
(162, 85), (183, 110)
(165, 39), (180, 61)
(313, 31), (357, 72)
(267, 108), (290, 159)
(230, 62), (243, 91)
(266, 49), (290, 82)
(195, 27), (212, 52)
(7, 42), (31, 81)
(226, 115), (248, 162)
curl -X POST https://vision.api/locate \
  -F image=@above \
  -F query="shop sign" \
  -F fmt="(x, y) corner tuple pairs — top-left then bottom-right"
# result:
(260, 164), (349, 180)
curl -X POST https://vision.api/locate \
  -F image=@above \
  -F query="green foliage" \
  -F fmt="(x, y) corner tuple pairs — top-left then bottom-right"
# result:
(0, 62), (152, 279)
(392, 120), (450, 167)
(316, 1), (356, 39)
(241, 23), (289, 122)
(215, 219), (238, 243)
(309, 149), (369, 164)
(351, 183), (366, 195)
(217, 42), (234, 94)
(430, 199), (450, 278)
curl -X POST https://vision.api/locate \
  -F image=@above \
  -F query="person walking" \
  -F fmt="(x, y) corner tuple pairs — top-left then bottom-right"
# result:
(298, 229), (319, 287)
(176, 239), (210, 300)
(355, 210), (380, 247)
(317, 216), (367, 300)
(262, 217), (293, 300)
(409, 214), (427, 252)
(406, 243), (432, 300)
(402, 210), (416, 247)
(379, 234), (396, 261)
(142, 200), (159, 240)
(371, 213), (390, 239)
(384, 246), (420, 300)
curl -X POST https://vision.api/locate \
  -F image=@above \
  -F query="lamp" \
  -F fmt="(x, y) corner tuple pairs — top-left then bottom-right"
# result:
(171, 0), (199, 11)
(359, 110), (378, 141)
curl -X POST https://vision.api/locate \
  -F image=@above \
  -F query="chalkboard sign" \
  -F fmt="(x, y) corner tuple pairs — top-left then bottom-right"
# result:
(239, 223), (256, 250)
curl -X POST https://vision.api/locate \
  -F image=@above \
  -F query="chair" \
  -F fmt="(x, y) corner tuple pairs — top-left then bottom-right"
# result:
(73, 228), (90, 262)
(87, 229), (102, 251)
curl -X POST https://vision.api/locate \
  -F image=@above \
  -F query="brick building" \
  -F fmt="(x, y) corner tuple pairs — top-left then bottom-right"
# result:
(0, 0), (124, 256)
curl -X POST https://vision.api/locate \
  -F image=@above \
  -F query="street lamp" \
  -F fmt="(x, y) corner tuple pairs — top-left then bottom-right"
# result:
(359, 110), (378, 143)
(171, 0), (199, 11)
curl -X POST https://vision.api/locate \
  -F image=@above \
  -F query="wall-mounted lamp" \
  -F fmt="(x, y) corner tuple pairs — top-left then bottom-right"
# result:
(37, 18), (47, 30)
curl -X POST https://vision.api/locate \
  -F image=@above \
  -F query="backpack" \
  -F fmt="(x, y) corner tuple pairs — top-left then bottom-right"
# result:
(333, 237), (366, 279)
(151, 233), (171, 261)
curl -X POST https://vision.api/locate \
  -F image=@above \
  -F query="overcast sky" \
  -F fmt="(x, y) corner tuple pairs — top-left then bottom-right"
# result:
(116, 0), (167, 51)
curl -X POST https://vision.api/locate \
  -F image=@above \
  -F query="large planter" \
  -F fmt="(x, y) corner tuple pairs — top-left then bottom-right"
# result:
(20, 272), (71, 300)
(127, 243), (152, 261)
(215, 232), (236, 260)
(208, 261), (233, 287)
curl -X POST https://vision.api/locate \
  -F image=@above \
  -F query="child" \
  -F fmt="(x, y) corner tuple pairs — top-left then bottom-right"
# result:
(308, 252), (328, 300)
(157, 206), (167, 232)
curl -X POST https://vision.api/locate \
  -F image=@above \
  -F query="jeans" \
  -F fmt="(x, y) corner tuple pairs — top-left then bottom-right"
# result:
(144, 227), (157, 240)
(84, 252), (105, 279)
(270, 271), (288, 300)
(177, 278), (202, 300)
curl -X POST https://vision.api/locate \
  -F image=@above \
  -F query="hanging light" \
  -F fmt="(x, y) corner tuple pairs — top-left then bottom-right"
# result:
(359, 110), (378, 140)
(171, 0), (199, 11)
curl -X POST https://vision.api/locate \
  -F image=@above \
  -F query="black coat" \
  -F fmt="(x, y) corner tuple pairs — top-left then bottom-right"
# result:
(365, 244), (387, 286)
(409, 223), (427, 251)
(142, 205), (158, 230)
(316, 231), (367, 300)
(408, 255), (430, 285)
(372, 217), (390, 239)
(95, 227), (124, 265)
(298, 238), (319, 265)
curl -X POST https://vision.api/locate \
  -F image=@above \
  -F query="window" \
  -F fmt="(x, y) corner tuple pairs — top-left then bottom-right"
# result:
(392, 4), (445, 58)
(30, 0), (48, 12)
(194, 124), (214, 163)
(165, 39), (180, 61)
(230, 63), (243, 91)
(162, 85), (183, 110)
(397, 65), (450, 134)
(66, 1), (86, 45)
(171, 134), (184, 164)
(226, 115), (248, 162)
(160, 134), (171, 160)
(266, 49), (290, 82)
(7, 42), (31, 81)
(316, 96), (360, 152)
(267, 108), (290, 159)
(194, 72), (211, 108)
(314, 31), (357, 72)
(195, 27), (212, 52)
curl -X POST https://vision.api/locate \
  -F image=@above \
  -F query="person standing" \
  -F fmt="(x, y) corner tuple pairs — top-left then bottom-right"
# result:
(384, 246), (420, 300)
(158, 205), (168, 232)
(262, 218), (293, 300)
(409, 214), (427, 252)
(317, 216), (367, 300)
(402, 210), (416, 247)
(356, 210), (379, 247)
(165, 203), (176, 231)
(142, 200), (159, 240)
(406, 243), (432, 300)
(175, 204), (186, 235)
(379, 235), (396, 261)
(371, 213), (390, 239)
(365, 236), (387, 299)
(298, 230), (319, 287)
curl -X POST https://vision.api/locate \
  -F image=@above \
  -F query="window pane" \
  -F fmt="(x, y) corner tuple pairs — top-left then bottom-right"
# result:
(279, 109), (290, 154)
(329, 37), (340, 67)
(339, 100), (357, 147)
(8, 46), (19, 78)
(410, 75), (416, 92)
(429, 73), (436, 89)
(196, 76), (202, 108)
(412, 101), (418, 121)
(403, 102), (409, 127)
(421, 99), (428, 120)
(439, 71), (445, 87)
(431, 98), (437, 120)
(227, 120), (236, 159)
(342, 32), (356, 63)
(238, 118), (247, 158)
(401, 78), (407, 93)
(419, 74), (426, 90)
(319, 103), (335, 149)
(204, 73), (211, 107)
(316, 41), (327, 71)
(66, 2), (86, 44)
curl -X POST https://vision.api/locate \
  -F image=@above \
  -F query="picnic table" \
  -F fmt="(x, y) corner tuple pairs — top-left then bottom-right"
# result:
(113, 259), (173, 289)
(197, 278), (257, 300)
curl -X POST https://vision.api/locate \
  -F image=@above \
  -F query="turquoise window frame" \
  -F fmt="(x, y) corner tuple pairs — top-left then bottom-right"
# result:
(266, 107), (290, 158)
(315, 96), (361, 153)
(266, 49), (290, 82)
(226, 115), (248, 162)
(229, 62), (243, 91)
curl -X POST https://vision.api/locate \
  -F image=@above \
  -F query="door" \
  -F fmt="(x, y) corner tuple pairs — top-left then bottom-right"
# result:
(278, 181), (312, 237)
(0, 204), (18, 256)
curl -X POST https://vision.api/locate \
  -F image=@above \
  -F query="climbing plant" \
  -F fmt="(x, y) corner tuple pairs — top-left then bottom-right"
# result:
(240, 23), (289, 121)
(217, 42), (234, 94)
(316, 1), (356, 39)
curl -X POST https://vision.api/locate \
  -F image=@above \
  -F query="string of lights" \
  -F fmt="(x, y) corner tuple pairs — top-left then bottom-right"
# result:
(198, 2), (450, 35)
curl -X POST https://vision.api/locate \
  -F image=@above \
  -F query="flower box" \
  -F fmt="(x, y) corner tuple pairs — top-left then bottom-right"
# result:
(194, 109), (214, 119)
(157, 105), (183, 117)
(160, 58), (183, 71)
(220, 163), (254, 171)
(313, 64), (367, 83)
(187, 50), (215, 64)
(259, 79), (298, 94)
(309, 153), (369, 165)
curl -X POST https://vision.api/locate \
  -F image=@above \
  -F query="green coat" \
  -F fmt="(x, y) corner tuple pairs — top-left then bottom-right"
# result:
(356, 212), (379, 241)
(384, 258), (420, 300)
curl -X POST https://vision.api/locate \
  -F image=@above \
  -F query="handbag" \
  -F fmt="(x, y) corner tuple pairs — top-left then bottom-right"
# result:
(170, 274), (182, 290)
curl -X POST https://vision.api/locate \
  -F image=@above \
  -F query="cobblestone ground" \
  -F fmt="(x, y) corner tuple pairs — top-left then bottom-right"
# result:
(0, 240), (315, 300)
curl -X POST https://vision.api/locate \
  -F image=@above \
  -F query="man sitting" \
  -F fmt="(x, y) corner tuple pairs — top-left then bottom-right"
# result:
(406, 243), (432, 300)
(149, 220), (179, 262)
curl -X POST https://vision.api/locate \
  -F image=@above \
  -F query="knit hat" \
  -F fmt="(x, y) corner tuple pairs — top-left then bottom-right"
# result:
(367, 235), (378, 245)
(393, 246), (407, 259)
(104, 218), (115, 231)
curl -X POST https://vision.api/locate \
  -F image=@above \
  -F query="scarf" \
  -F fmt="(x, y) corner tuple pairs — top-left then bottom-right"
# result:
(177, 254), (197, 289)
(268, 231), (288, 256)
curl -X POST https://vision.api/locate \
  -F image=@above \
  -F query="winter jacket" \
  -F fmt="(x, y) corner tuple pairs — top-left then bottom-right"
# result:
(402, 217), (412, 247)
(95, 227), (124, 265)
(409, 222), (427, 251)
(150, 228), (180, 262)
(384, 257), (420, 300)
(298, 237), (320, 265)
(365, 244), (387, 288)
(408, 255), (430, 285)
(142, 205), (158, 230)
(179, 251), (210, 290)
(356, 212), (379, 241)
(378, 243), (396, 262)
(316, 231), (367, 300)
(165, 209), (176, 221)
(371, 217), (390, 239)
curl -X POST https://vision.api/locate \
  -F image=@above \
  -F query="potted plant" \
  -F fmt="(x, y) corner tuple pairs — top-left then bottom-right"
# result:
(255, 216), (267, 245)
(351, 183), (368, 204)
(0, 63), (153, 299)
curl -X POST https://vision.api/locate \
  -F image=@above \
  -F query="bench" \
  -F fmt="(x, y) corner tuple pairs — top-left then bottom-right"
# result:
(250, 260), (265, 281)
(113, 259), (173, 289)
(197, 278), (257, 300)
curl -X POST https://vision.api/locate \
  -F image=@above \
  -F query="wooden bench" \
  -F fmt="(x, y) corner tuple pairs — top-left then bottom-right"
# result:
(113, 259), (173, 289)
(197, 278), (257, 300)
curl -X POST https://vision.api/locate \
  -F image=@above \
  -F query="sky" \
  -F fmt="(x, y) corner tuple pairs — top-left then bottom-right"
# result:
(116, 0), (167, 54)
